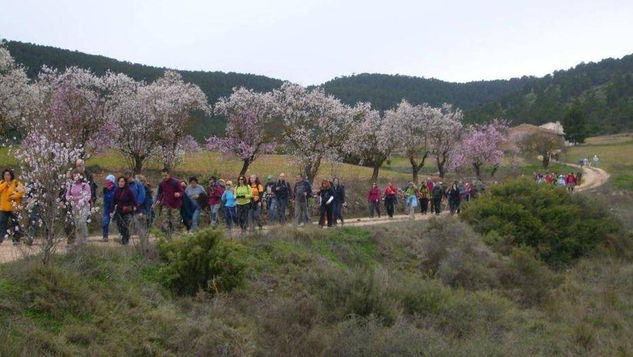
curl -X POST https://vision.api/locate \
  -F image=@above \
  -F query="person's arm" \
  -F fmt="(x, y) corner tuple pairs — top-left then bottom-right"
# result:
(174, 180), (184, 198)
(11, 181), (25, 200)
(156, 182), (164, 204)
(0, 180), (8, 192)
(245, 185), (252, 200)
(136, 183), (146, 205)
(130, 188), (139, 210)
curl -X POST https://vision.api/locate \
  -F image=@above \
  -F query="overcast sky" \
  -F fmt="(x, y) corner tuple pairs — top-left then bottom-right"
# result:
(2, 0), (632, 85)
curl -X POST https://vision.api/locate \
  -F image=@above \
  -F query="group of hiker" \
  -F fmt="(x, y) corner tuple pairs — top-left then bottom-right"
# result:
(0, 159), (490, 245)
(578, 154), (600, 168)
(534, 171), (582, 191)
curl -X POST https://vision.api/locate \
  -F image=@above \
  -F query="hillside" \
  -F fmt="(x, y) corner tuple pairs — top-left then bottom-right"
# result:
(5, 40), (284, 139)
(6, 40), (633, 137)
(322, 55), (633, 134)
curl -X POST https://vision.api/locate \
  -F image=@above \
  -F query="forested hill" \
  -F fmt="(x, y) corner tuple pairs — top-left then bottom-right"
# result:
(7, 40), (633, 136)
(6, 40), (284, 138)
(322, 54), (633, 134)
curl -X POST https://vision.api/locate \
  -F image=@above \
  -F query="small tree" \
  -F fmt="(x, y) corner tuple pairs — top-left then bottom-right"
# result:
(517, 131), (565, 168)
(562, 104), (587, 144)
(450, 120), (509, 180)
(206, 87), (278, 176)
(344, 102), (398, 181)
(274, 83), (354, 183)
(384, 100), (438, 184)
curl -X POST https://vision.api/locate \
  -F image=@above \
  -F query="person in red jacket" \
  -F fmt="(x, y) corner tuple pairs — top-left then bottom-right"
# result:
(384, 182), (399, 218)
(154, 169), (184, 237)
(207, 176), (224, 228)
(367, 183), (381, 218)
(566, 172), (577, 192)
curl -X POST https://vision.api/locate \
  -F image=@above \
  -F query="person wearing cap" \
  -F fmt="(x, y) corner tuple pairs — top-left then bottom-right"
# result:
(102, 174), (117, 242)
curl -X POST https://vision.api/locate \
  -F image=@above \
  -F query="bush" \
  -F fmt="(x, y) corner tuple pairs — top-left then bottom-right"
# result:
(158, 229), (247, 296)
(461, 178), (621, 266)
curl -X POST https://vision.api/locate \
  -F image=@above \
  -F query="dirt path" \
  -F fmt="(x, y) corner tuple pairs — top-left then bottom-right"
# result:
(0, 163), (610, 265)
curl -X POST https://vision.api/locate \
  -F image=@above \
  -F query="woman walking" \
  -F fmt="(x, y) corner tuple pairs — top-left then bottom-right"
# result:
(0, 169), (25, 245)
(65, 170), (92, 245)
(110, 176), (138, 245)
(318, 180), (334, 228)
(102, 174), (116, 242)
(332, 178), (345, 225)
(384, 182), (398, 219)
(447, 181), (461, 215)
(221, 180), (238, 230)
(367, 183), (381, 218)
(248, 174), (264, 231)
(185, 177), (205, 231)
(235, 176), (252, 232)
(405, 182), (418, 219)
(419, 183), (430, 215)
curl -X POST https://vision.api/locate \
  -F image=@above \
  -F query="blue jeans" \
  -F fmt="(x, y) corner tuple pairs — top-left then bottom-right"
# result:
(102, 209), (111, 238)
(191, 203), (201, 231)
(333, 201), (343, 224)
(210, 204), (220, 227)
(268, 199), (278, 223)
(224, 206), (237, 229)
(275, 198), (288, 224)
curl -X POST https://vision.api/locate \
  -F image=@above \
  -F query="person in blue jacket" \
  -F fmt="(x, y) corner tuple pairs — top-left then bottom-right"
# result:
(102, 174), (116, 242)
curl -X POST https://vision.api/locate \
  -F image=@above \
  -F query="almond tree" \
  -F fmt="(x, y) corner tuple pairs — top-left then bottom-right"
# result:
(206, 87), (278, 176)
(344, 102), (398, 181)
(384, 100), (439, 184)
(449, 119), (509, 180)
(273, 83), (354, 183)
(0, 46), (35, 138)
(429, 104), (464, 178)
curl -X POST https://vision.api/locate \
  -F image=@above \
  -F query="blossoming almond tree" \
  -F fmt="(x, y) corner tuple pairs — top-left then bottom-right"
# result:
(0, 46), (36, 139)
(429, 104), (464, 178)
(273, 82), (354, 184)
(344, 102), (398, 181)
(206, 87), (278, 176)
(449, 119), (509, 180)
(384, 100), (439, 184)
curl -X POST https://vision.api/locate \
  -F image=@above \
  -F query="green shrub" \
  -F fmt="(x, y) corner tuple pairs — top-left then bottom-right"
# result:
(461, 178), (621, 266)
(158, 229), (247, 296)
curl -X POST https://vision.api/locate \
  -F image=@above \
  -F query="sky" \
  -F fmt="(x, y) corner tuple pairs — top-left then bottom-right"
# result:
(1, 0), (633, 85)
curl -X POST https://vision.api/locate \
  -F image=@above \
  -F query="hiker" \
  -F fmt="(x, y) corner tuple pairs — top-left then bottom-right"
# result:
(179, 181), (196, 231)
(207, 176), (224, 228)
(136, 174), (155, 230)
(235, 176), (252, 232)
(419, 183), (430, 214)
(272, 173), (290, 225)
(447, 181), (461, 215)
(0, 169), (25, 245)
(102, 174), (116, 242)
(332, 178), (345, 226)
(264, 174), (276, 218)
(576, 171), (583, 186)
(154, 169), (184, 237)
(248, 174), (264, 231)
(405, 182), (418, 219)
(317, 180), (334, 227)
(556, 174), (566, 186)
(75, 159), (97, 206)
(293, 175), (311, 226)
(367, 183), (381, 218)
(65, 169), (92, 245)
(185, 177), (205, 231)
(566, 172), (576, 192)
(110, 176), (138, 245)
(221, 180), (238, 230)
(431, 182), (445, 215)
(463, 182), (472, 201)
(384, 182), (399, 219)
(593, 154), (600, 168)
(425, 178), (435, 212)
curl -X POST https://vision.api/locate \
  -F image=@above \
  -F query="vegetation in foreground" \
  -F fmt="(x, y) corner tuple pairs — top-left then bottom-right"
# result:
(1, 178), (633, 356)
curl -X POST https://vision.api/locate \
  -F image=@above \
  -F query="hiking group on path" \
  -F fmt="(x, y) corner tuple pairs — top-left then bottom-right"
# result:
(0, 157), (606, 249)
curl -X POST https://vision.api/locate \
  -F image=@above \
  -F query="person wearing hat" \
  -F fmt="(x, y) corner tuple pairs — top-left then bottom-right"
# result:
(102, 174), (116, 242)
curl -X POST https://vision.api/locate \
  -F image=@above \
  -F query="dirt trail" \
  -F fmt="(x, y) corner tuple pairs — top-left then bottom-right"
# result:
(0, 162), (610, 264)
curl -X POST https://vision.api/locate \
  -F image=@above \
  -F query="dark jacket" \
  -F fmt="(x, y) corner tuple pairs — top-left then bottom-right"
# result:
(273, 180), (290, 200)
(432, 185), (445, 200)
(332, 184), (345, 204)
(294, 181), (311, 202)
(103, 183), (116, 214)
(319, 188), (334, 207)
(180, 193), (196, 230)
(111, 186), (138, 214)
(447, 187), (461, 202)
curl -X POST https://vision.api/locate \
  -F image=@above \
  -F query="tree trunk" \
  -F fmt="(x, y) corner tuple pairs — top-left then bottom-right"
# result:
(306, 156), (322, 185)
(239, 158), (251, 177)
(542, 153), (550, 168)
(473, 163), (482, 180)
(490, 165), (499, 178)
(371, 165), (380, 182)
(133, 155), (145, 175)
(436, 156), (446, 178)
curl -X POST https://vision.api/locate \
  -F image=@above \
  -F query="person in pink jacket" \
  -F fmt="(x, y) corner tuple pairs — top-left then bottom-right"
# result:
(65, 169), (92, 244)
(367, 183), (382, 218)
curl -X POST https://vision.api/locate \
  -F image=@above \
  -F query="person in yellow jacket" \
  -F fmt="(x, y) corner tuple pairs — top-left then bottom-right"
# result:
(0, 169), (25, 245)
(248, 174), (264, 231)
(234, 175), (252, 232)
